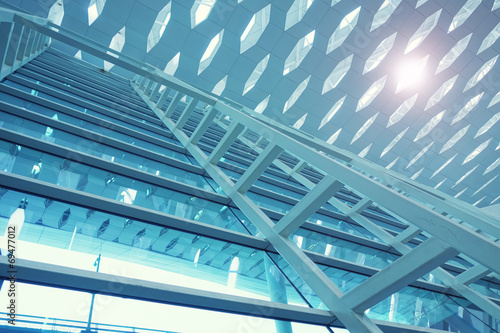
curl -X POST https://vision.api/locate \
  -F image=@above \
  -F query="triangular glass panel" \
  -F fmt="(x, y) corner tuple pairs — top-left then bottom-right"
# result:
(478, 22), (500, 54)
(406, 141), (434, 169)
(451, 92), (483, 125)
(104, 26), (125, 71)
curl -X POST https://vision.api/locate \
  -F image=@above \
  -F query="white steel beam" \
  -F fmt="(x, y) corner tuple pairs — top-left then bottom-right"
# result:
(208, 122), (245, 164)
(455, 265), (492, 285)
(189, 106), (218, 145)
(156, 87), (171, 110)
(0, 257), (334, 326)
(212, 101), (500, 275)
(133, 85), (384, 333)
(342, 237), (459, 312)
(274, 176), (344, 237)
(175, 98), (198, 129)
(163, 91), (183, 118)
(234, 143), (284, 193)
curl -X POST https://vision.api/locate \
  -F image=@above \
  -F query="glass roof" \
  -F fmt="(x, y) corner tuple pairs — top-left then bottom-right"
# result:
(11, 0), (500, 207)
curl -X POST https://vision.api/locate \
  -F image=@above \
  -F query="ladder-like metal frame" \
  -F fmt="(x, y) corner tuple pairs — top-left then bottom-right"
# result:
(131, 76), (500, 332)
(2, 8), (500, 332)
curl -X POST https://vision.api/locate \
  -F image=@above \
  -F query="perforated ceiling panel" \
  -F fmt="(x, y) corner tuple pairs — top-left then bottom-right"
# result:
(6, 0), (500, 207)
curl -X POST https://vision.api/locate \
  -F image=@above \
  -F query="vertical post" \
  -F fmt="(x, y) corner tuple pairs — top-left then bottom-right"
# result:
(83, 249), (101, 333)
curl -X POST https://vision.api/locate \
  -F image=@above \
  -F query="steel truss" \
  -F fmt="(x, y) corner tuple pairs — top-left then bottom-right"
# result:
(1, 7), (500, 333)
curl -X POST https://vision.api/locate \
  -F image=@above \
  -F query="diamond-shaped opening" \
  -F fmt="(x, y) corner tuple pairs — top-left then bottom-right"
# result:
(387, 94), (418, 127)
(356, 75), (387, 112)
(241, 4), (271, 53)
(484, 157), (500, 175)
(212, 75), (227, 96)
(431, 154), (457, 178)
(198, 29), (224, 75)
(327, 128), (342, 144)
(283, 76), (310, 113)
(319, 96), (346, 130)
(322, 54), (353, 95)
(48, 0), (64, 26)
(285, 0), (314, 30)
(371, 0), (402, 32)
(463, 55), (498, 92)
(351, 112), (379, 144)
(436, 34), (472, 74)
(293, 114), (307, 129)
(243, 54), (270, 95)
(147, 2), (171, 52)
(326, 7), (361, 54)
(255, 95), (270, 114)
(88, 0), (105, 26)
(406, 141), (434, 169)
(164, 52), (180, 76)
(283, 30), (315, 75)
(191, 0), (216, 28)
(425, 74), (458, 111)
(475, 112), (500, 138)
(440, 125), (470, 153)
(448, 0), (481, 32)
(381, 127), (408, 158)
(414, 110), (445, 142)
(405, 9), (441, 54)
(364, 32), (397, 74)
(463, 138), (491, 165)
(104, 26), (125, 71)
(451, 92), (483, 125)
(478, 22), (500, 54)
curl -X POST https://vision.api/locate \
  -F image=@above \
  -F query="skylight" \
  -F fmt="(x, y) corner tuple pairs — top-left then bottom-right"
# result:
(241, 4), (271, 53)
(327, 128), (342, 144)
(424, 74), (458, 111)
(386, 156), (399, 169)
(363, 32), (397, 74)
(283, 76), (310, 113)
(478, 22), (500, 54)
(387, 94), (418, 127)
(322, 54), (353, 94)
(283, 31), (315, 75)
(475, 112), (500, 138)
(198, 30), (224, 75)
(88, 0), (105, 26)
(371, 0), (402, 32)
(358, 143), (372, 158)
(463, 138), (491, 164)
(356, 75), (387, 112)
(48, 0), (64, 26)
(191, 0), (217, 28)
(463, 55), (499, 92)
(435, 34), (472, 74)
(255, 95), (270, 114)
(212, 75), (227, 96)
(448, 0), (481, 32)
(431, 154), (456, 178)
(488, 92), (500, 108)
(351, 112), (379, 144)
(104, 27), (125, 71)
(293, 114), (308, 129)
(484, 157), (500, 175)
(381, 127), (408, 158)
(406, 141), (434, 169)
(405, 9), (441, 54)
(326, 7), (361, 54)
(451, 92), (483, 125)
(414, 110), (445, 142)
(243, 54), (270, 95)
(285, 0), (314, 30)
(147, 2), (171, 52)
(164, 52), (180, 76)
(319, 96), (346, 129)
(440, 125), (470, 153)
(453, 165), (478, 188)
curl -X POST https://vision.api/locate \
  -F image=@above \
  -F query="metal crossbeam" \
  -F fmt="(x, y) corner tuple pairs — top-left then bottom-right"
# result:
(175, 98), (198, 129)
(234, 143), (284, 193)
(274, 176), (344, 237)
